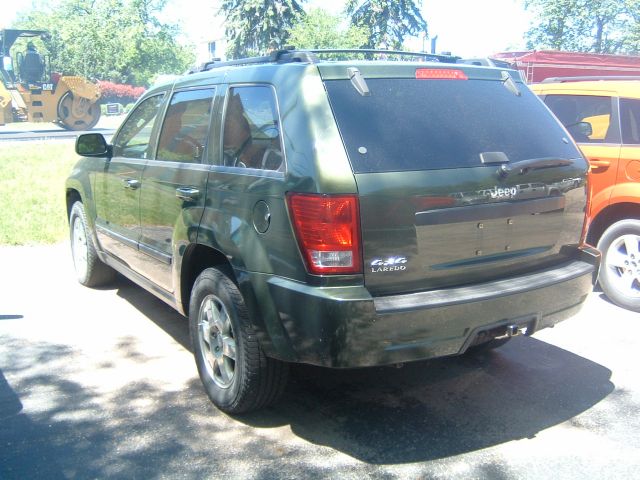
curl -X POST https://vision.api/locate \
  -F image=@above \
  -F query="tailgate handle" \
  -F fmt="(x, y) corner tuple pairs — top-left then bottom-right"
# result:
(176, 187), (200, 201)
(590, 159), (610, 169)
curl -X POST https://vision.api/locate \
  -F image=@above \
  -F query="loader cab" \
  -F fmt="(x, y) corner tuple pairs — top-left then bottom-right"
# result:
(0, 29), (50, 88)
(2, 55), (16, 84)
(0, 28), (101, 130)
(18, 42), (45, 85)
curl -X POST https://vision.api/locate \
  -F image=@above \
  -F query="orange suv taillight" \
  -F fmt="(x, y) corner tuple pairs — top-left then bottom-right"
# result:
(286, 193), (362, 275)
(581, 173), (593, 245)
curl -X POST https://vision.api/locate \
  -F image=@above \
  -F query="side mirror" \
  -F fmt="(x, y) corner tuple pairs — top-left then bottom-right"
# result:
(573, 121), (593, 138)
(76, 133), (110, 157)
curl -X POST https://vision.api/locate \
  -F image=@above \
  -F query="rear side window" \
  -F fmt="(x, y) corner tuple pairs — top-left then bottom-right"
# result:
(544, 94), (613, 143)
(620, 98), (640, 145)
(156, 88), (215, 163)
(324, 78), (579, 173)
(221, 85), (284, 171)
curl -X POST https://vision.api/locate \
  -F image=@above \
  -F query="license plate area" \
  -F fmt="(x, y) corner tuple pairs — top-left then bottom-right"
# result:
(462, 314), (540, 352)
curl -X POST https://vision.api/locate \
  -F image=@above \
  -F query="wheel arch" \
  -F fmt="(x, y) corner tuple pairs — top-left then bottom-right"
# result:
(587, 202), (640, 246)
(178, 242), (285, 359)
(179, 243), (235, 316)
(66, 187), (83, 221)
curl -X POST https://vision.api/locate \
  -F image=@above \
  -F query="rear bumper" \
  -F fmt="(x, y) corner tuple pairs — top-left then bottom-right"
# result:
(250, 246), (600, 368)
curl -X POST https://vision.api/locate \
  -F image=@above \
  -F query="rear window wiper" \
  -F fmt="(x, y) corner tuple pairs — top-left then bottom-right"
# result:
(498, 158), (573, 178)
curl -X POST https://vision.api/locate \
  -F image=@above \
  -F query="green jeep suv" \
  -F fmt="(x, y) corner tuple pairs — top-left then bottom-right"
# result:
(66, 50), (600, 413)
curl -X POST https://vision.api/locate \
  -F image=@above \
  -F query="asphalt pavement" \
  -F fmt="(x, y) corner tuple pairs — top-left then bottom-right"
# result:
(0, 243), (638, 479)
(0, 116), (120, 141)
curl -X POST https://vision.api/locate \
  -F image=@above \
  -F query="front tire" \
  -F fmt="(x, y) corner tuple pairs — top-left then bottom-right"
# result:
(69, 201), (115, 287)
(597, 219), (640, 312)
(189, 268), (289, 413)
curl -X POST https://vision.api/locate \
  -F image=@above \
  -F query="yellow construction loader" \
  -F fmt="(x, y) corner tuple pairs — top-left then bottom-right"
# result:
(0, 29), (101, 130)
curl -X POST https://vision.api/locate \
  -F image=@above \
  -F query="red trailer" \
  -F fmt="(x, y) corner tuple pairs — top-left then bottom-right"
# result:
(491, 50), (640, 83)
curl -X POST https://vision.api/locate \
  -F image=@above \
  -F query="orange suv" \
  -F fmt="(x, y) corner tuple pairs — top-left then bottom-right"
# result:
(532, 79), (640, 312)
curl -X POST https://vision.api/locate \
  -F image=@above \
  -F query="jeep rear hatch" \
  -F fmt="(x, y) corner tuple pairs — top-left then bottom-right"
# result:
(321, 64), (589, 295)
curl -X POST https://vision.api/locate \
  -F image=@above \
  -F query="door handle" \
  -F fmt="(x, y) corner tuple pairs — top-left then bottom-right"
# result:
(124, 179), (141, 189)
(589, 159), (610, 169)
(176, 187), (201, 201)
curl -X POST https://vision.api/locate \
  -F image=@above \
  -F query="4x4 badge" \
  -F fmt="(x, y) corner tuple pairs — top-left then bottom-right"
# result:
(370, 256), (407, 273)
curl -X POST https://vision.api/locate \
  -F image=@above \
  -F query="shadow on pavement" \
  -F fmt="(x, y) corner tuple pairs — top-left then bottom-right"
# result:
(0, 335), (226, 479)
(0, 272), (617, 478)
(1, 350), (75, 479)
(113, 280), (614, 465)
(114, 275), (191, 351)
(269, 339), (613, 464)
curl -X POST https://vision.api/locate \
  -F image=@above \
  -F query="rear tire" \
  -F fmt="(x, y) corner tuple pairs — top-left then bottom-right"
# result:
(69, 201), (116, 287)
(597, 220), (640, 312)
(189, 267), (289, 414)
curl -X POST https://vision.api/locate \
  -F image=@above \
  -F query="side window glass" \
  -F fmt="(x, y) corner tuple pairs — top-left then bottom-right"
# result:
(113, 94), (164, 158)
(544, 95), (612, 143)
(156, 88), (215, 163)
(620, 98), (640, 144)
(222, 86), (284, 171)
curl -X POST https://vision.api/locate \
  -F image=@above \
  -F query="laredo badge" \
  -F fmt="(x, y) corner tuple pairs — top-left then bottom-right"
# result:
(370, 256), (408, 273)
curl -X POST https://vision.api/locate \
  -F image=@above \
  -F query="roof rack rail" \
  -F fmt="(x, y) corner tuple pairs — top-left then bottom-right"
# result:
(189, 49), (318, 74)
(541, 75), (640, 83)
(309, 49), (459, 63)
(188, 48), (459, 74)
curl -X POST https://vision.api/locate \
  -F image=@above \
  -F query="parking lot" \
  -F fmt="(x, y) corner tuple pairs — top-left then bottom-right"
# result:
(1, 243), (639, 479)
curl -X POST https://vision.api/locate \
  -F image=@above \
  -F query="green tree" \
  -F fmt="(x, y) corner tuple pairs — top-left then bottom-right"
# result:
(620, 0), (640, 53)
(221, 0), (306, 59)
(288, 8), (368, 50)
(14, 0), (193, 85)
(345, 0), (427, 50)
(524, 0), (640, 54)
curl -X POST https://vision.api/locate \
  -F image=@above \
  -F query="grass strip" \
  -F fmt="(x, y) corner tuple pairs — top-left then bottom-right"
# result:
(0, 140), (77, 245)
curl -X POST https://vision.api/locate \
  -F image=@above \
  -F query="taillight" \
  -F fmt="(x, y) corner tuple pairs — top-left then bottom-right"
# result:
(286, 193), (362, 275)
(416, 68), (468, 80)
(581, 173), (592, 245)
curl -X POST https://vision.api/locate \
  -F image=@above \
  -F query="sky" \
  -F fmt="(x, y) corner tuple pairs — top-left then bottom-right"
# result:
(2, 0), (532, 57)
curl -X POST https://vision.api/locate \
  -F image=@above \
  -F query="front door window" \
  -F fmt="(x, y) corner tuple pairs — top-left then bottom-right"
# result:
(113, 94), (165, 159)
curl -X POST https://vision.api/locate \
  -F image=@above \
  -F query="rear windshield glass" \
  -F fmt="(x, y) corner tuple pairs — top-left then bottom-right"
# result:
(324, 78), (581, 173)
